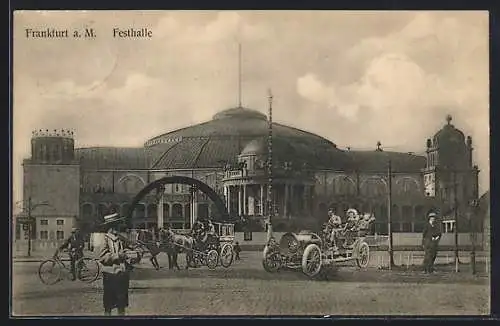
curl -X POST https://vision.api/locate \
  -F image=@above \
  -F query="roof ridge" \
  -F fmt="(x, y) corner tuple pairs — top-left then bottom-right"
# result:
(273, 122), (337, 147)
(192, 137), (212, 168)
(147, 120), (214, 143)
(150, 141), (184, 169)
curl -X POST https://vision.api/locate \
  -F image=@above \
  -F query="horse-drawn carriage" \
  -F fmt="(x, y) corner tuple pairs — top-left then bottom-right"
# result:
(262, 212), (375, 279)
(165, 220), (235, 270)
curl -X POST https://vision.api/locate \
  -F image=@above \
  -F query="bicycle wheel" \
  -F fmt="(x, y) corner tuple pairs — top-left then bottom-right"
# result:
(77, 257), (101, 283)
(38, 259), (62, 285)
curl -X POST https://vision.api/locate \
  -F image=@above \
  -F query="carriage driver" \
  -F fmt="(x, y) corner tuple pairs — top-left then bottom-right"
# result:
(326, 208), (342, 250)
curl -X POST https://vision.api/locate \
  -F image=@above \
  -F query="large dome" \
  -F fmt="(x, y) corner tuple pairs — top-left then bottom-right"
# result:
(144, 107), (350, 170)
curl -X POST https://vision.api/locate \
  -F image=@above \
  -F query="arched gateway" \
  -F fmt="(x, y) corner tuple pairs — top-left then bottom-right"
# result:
(124, 176), (231, 225)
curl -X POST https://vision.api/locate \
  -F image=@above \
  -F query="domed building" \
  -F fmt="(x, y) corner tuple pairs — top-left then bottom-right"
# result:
(17, 107), (481, 242)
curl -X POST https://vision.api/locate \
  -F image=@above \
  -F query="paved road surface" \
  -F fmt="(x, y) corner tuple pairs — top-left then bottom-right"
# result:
(11, 252), (489, 317)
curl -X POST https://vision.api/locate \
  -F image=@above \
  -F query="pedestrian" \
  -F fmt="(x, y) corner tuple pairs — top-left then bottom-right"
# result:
(422, 212), (442, 274)
(54, 227), (85, 281)
(234, 241), (241, 261)
(99, 213), (135, 316)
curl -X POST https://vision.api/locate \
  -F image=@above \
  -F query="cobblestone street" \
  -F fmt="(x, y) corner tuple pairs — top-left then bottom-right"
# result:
(12, 252), (489, 317)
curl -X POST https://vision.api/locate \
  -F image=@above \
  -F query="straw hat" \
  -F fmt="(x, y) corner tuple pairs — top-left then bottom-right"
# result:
(101, 213), (124, 226)
(428, 212), (437, 218)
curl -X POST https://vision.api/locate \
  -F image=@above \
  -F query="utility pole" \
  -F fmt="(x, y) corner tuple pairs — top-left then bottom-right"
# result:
(453, 170), (459, 273)
(469, 199), (477, 275)
(387, 160), (395, 269)
(266, 89), (273, 241)
(27, 197), (33, 257)
(19, 197), (50, 257)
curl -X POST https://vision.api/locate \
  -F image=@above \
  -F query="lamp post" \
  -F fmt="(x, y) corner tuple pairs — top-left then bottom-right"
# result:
(387, 160), (395, 269)
(469, 199), (479, 275)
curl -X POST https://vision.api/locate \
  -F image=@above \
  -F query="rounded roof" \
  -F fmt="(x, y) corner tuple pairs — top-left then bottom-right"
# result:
(433, 115), (465, 144)
(145, 107), (349, 170)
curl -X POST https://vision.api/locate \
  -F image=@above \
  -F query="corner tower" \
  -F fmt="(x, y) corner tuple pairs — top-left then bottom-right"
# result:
(22, 129), (81, 241)
(423, 115), (479, 228)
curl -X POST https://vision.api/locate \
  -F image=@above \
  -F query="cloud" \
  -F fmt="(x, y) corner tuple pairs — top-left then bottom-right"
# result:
(12, 11), (490, 208)
(295, 12), (488, 190)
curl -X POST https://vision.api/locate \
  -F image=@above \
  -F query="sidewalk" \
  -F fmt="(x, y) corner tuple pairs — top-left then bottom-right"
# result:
(12, 249), (98, 263)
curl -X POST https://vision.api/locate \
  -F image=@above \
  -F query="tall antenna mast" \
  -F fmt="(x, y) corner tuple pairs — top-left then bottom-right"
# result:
(267, 89), (273, 234)
(238, 42), (242, 108)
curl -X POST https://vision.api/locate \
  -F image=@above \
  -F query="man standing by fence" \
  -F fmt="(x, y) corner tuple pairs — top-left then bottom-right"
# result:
(422, 212), (442, 274)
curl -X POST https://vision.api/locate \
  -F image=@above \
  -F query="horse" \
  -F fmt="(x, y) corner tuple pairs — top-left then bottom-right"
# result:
(161, 228), (196, 269)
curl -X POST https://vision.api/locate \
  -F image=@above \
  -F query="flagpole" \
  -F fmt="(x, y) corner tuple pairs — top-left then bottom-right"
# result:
(266, 89), (273, 242)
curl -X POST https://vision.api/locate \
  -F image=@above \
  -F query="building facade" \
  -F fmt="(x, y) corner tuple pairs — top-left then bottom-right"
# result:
(16, 107), (482, 241)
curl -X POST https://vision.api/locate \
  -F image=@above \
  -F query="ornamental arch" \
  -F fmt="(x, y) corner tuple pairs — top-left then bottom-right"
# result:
(125, 175), (230, 223)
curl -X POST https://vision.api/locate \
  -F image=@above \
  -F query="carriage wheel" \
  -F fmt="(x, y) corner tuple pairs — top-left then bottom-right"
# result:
(356, 242), (370, 269)
(206, 250), (219, 270)
(38, 259), (62, 285)
(262, 246), (281, 273)
(77, 258), (101, 283)
(302, 244), (322, 278)
(219, 243), (234, 268)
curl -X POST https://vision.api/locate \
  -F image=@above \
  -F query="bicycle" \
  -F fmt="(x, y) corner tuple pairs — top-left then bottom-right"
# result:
(38, 251), (101, 285)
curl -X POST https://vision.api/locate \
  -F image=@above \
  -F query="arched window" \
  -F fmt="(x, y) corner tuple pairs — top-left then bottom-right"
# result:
(97, 203), (108, 218)
(361, 178), (387, 197)
(379, 204), (388, 234)
(397, 177), (420, 196)
(117, 175), (145, 194)
(402, 205), (413, 221)
(334, 176), (357, 196)
(41, 144), (48, 161)
(185, 204), (191, 219)
(81, 203), (93, 219)
(414, 205), (425, 232)
(52, 144), (60, 161)
(392, 204), (401, 221)
(172, 204), (183, 218)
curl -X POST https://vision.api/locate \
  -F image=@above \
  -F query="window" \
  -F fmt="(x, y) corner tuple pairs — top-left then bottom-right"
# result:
(56, 231), (64, 240)
(163, 204), (170, 218)
(172, 204), (183, 218)
(40, 219), (49, 225)
(40, 231), (49, 240)
(147, 204), (157, 218)
(56, 219), (64, 225)
(172, 223), (183, 229)
(402, 222), (413, 232)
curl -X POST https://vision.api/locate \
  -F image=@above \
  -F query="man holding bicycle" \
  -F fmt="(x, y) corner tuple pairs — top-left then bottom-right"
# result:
(54, 227), (85, 281)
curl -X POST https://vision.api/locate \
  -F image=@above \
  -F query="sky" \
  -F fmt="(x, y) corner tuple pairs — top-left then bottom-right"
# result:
(13, 10), (490, 211)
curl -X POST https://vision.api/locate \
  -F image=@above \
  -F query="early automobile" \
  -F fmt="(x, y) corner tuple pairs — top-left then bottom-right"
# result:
(262, 213), (374, 279)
